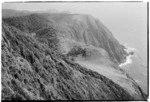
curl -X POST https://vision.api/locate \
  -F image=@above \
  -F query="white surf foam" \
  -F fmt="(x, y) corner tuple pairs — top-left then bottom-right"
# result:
(119, 45), (136, 67)
(119, 55), (132, 67)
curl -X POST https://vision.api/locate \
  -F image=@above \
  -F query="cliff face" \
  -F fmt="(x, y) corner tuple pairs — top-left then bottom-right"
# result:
(2, 11), (147, 100)
(48, 14), (128, 64)
(3, 13), (127, 64)
(2, 23), (135, 100)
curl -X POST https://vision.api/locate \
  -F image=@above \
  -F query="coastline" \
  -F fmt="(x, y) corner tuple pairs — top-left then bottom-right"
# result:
(119, 46), (135, 67)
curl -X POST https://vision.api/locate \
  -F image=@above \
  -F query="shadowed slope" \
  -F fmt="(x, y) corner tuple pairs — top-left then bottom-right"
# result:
(2, 22), (140, 100)
(3, 13), (127, 63)
(2, 12), (147, 100)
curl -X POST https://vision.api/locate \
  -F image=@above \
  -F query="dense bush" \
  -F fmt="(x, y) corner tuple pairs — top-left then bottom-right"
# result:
(67, 46), (87, 57)
(3, 14), (51, 33)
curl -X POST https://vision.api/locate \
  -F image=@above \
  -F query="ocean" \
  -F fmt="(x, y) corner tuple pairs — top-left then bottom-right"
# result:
(118, 37), (147, 94)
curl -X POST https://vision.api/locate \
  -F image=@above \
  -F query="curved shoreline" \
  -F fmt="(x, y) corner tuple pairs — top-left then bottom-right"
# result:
(119, 46), (135, 67)
(119, 54), (133, 67)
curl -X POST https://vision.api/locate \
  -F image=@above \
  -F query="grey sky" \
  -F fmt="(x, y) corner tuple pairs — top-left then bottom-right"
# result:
(2, 2), (147, 45)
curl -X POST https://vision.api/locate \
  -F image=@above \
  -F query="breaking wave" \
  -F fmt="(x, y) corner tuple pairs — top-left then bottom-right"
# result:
(119, 45), (136, 67)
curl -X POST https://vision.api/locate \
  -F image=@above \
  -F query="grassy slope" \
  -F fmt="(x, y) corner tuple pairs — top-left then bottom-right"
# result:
(2, 21), (138, 100)
(2, 13), (147, 100)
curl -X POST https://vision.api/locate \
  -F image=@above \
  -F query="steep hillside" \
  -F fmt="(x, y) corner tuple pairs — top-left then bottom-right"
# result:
(2, 11), (147, 100)
(46, 14), (128, 64)
(2, 22), (139, 100)
(2, 9), (31, 18)
(3, 13), (54, 33)
(3, 13), (127, 64)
